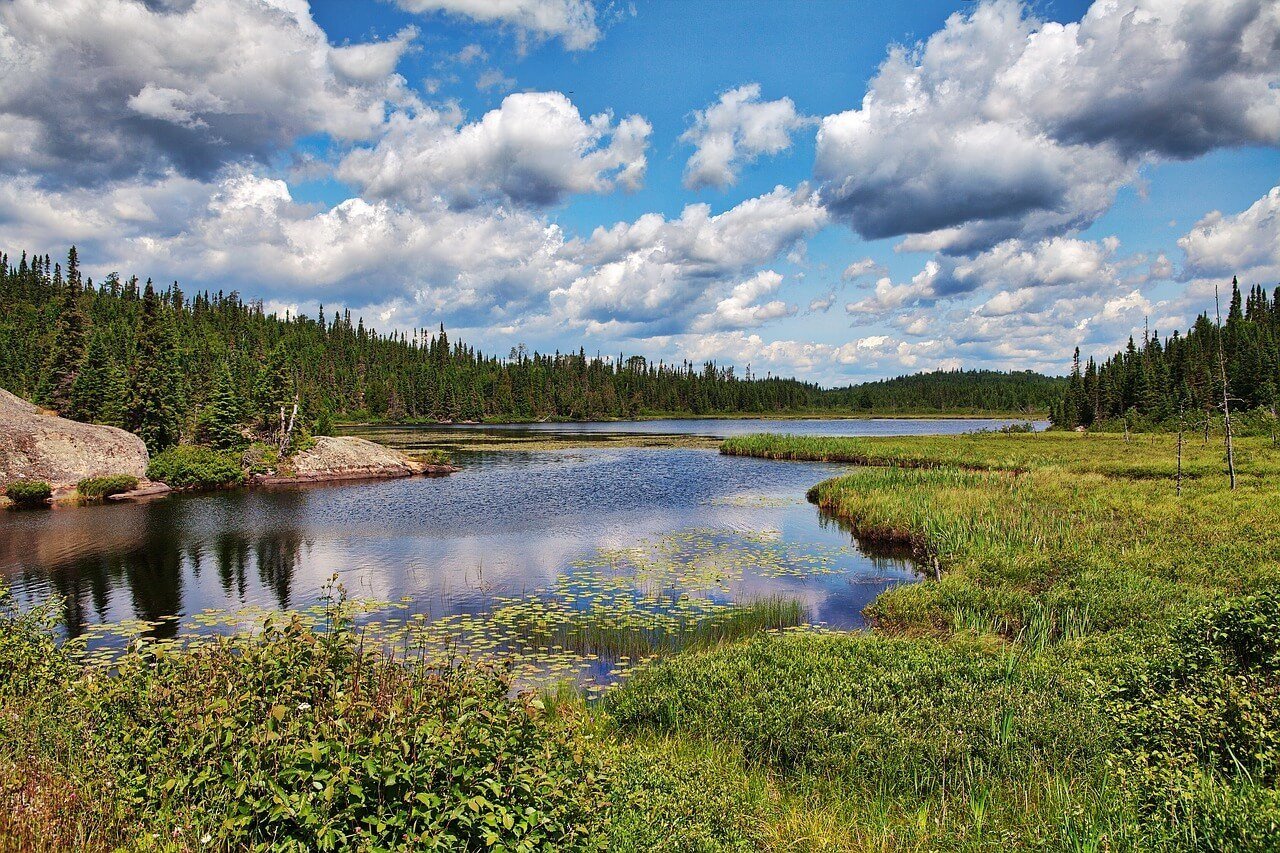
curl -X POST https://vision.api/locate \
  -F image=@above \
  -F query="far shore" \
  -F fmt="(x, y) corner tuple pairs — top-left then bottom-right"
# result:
(339, 411), (1046, 429)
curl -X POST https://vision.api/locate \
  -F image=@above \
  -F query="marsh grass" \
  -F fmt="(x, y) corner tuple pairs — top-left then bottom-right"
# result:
(588, 430), (1280, 848)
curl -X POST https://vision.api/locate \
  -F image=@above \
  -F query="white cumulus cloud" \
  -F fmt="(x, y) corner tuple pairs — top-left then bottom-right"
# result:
(1179, 184), (1280, 286)
(0, 0), (415, 185)
(550, 186), (828, 335)
(396, 0), (601, 50)
(339, 92), (651, 209)
(816, 0), (1280, 252)
(681, 84), (809, 190)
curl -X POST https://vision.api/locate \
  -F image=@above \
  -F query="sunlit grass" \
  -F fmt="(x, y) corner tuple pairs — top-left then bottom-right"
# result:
(585, 430), (1280, 848)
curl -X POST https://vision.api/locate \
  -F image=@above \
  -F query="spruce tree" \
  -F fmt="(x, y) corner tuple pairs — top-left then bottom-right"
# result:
(69, 330), (114, 423)
(198, 362), (245, 450)
(36, 285), (88, 413)
(128, 282), (183, 453)
(254, 342), (294, 439)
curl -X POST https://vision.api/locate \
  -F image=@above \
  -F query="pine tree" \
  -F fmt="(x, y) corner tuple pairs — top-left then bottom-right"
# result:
(254, 342), (295, 442)
(69, 330), (114, 423)
(36, 285), (89, 413)
(197, 362), (245, 450)
(128, 282), (183, 453)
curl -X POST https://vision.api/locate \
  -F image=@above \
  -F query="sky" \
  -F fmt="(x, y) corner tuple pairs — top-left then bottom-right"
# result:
(0, 0), (1278, 385)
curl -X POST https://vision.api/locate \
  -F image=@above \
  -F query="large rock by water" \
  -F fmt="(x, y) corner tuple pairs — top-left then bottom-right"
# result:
(0, 388), (149, 489)
(250, 436), (457, 485)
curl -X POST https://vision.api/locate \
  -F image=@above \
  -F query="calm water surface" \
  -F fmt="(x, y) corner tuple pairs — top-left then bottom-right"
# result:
(0, 419), (1019, 679)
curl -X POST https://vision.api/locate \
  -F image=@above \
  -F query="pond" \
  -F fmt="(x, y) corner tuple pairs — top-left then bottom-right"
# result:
(0, 419), (1026, 687)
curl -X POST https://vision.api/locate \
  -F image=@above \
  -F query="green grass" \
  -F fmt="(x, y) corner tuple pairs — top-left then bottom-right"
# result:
(4, 429), (1278, 849)
(501, 595), (807, 660)
(614, 430), (1278, 849)
(75, 474), (138, 499)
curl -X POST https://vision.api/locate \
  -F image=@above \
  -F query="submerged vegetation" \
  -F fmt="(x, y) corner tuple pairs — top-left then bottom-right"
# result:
(3, 428), (1278, 848)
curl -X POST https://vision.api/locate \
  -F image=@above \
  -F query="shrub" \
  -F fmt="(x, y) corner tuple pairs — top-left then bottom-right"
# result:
(1108, 590), (1280, 845)
(145, 446), (242, 490)
(4, 480), (51, 506)
(0, 591), (612, 850)
(241, 441), (280, 475)
(76, 475), (138, 499)
(417, 449), (453, 466)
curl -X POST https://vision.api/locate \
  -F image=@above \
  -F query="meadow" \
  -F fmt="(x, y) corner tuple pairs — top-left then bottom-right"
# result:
(1, 430), (1277, 849)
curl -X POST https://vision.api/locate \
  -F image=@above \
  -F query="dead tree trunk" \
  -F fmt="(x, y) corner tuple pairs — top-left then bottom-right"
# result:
(1176, 403), (1184, 497)
(279, 396), (299, 456)
(1216, 284), (1236, 490)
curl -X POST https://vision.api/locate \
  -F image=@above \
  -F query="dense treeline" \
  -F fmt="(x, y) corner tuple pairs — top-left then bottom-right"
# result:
(1, 248), (1057, 453)
(1051, 277), (1280, 430)
(0, 248), (821, 451)
(827, 369), (1064, 414)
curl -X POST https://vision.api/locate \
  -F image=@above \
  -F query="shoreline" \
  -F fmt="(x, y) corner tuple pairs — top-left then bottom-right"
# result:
(340, 411), (1045, 428)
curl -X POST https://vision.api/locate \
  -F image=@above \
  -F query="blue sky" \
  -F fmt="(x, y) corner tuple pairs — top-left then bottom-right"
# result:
(1, 0), (1278, 383)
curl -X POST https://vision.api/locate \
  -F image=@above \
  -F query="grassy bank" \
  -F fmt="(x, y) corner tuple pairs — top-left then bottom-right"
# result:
(618, 431), (1276, 848)
(3, 431), (1277, 849)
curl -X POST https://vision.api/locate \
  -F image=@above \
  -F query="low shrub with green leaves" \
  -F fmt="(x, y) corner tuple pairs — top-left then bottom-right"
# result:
(4, 479), (51, 506)
(75, 474), (138, 499)
(145, 445), (243, 490)
(1108, 590), (1280, 848)
(605, 738), (768, 851)
(0, 589), (612, 850)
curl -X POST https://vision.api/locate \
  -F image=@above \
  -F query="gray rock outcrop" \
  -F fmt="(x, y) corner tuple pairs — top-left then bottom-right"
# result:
(249, 436), (457, 485)
(0, 388), (149, 489)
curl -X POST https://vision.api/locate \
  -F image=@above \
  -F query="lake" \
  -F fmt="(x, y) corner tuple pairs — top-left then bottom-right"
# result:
(0, 418), (1031, 686)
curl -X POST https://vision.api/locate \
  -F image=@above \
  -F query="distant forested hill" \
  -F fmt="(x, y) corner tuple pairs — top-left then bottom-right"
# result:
(1051, 277), (1280, 430)
(2, 248), (1056, 452)
(825, 370), (1065, 415)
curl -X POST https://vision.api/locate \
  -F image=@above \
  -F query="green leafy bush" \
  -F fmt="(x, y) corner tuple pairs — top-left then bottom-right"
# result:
(76, 475), (138, 499)
(145, 446), (242, 490)
(241, 441), (281, 475)
(0, 591), (612, 850)
(417, 449), (453, 466)
(4, 480), (51, 506)
(1108, 590), (1280, 847)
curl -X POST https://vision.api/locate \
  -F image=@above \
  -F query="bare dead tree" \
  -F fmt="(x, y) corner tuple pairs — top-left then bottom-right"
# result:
(1216, 283), (1236, 490)
(279, 393), (299, 456)
(1176, 401), (1185, 497)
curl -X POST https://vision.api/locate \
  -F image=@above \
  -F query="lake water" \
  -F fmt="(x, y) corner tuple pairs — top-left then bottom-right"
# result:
(0, 418), (1026, 685)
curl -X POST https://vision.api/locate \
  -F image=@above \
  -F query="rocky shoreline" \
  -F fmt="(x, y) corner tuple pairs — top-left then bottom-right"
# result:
(248, 436), (459, 486)
(1, 389), (458, 508)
